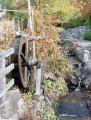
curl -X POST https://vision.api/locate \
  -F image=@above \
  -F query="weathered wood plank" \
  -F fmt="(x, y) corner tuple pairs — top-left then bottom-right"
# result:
(0, 79), (14, 98)
(6, 9), (30, 13)
(34, 67), (42, 96)
(0, 64), (14, 79)
(0, 58), (5, 90)
(22, 34), (46, 41)
(0, 48), (14, 61)
(0, 58), (6, 102)
(28, 36), (42, 41)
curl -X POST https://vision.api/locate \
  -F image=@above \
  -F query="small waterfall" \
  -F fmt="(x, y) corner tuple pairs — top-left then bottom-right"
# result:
(75, 64), (83, 91)
(74, 64), (83, 69)
(74, 63), (89, 91)
(75, 77), (82, 91)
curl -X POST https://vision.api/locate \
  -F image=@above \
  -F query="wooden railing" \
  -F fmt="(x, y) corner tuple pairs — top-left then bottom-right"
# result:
(0, 48), (14, 105)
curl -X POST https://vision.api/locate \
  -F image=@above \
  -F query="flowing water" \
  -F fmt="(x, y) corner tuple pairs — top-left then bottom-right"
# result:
(56, 48), (91, 120)
(75, 77), (82, 91)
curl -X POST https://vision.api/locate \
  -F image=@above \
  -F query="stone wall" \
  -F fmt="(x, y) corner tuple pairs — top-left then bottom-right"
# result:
(60, 26), (91, 90)
(60, 26), (90, 40)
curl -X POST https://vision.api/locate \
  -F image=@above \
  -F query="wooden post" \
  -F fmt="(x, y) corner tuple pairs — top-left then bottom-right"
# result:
(13, 19), (15, 34)
(35, 67), (41, 95)
(31, 11), (34, 33)
(18, 16), (20, 31)
(28, 0), (36, 82)
(34, 61), (42, 96)
(28, 0), (33, 31)
(0, 50), (6, 104)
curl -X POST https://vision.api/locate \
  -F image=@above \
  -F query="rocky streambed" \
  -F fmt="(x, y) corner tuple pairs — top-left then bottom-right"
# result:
(60, 26), (91, 90)
(56, 49), (91, 120)
(56, 26), (91, 120)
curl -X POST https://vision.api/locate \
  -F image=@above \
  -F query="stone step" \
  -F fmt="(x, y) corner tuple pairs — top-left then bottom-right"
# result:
(56, 91), (91, 120)
(56, 101), (91, 118)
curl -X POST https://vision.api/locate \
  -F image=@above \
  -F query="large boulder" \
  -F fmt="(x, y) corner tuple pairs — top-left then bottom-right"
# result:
(0, 89), (25, 120)
(84, 75), (91, 90)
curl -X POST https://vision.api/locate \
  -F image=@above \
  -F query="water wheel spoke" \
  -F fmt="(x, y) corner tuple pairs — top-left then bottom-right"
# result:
(10, 36), (31, 88)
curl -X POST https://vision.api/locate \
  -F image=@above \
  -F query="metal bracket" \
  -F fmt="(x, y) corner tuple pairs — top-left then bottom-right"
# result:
(37, 60), (42, 68)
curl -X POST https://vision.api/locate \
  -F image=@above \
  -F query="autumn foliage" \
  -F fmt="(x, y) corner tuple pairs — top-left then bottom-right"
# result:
(81, 0), (91, 19)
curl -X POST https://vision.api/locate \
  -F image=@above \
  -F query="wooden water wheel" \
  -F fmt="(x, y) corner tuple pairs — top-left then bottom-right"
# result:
(10, 36), (31, 88)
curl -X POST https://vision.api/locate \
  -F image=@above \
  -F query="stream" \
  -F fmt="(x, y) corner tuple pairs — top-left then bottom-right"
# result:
(56, 44), (91, 120)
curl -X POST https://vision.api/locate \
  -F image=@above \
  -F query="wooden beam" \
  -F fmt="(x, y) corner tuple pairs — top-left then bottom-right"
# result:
(22, 35), (46, 41)
(1, 9), (30, 13)
(0, 79), (14, 98)
(0, 64), (14, 79)
(0, 48), (14, 61)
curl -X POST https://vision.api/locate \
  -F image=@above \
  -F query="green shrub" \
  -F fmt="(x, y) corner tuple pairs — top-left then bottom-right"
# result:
(14, 13), (28, 29)
(84, 30), (91, 41)
(84, 18), (89, 26)
(64, 17), (85, 29)
(63, 44), (72, 48)
(83, 14), (91, 28)
(89, 14), (91, 29)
